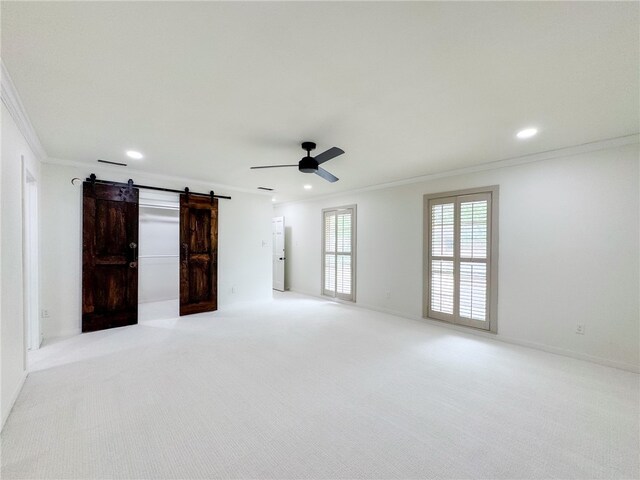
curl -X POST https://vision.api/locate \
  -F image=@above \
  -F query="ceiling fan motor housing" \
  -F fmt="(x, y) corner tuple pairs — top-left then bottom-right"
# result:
(299, 156), (318, 173)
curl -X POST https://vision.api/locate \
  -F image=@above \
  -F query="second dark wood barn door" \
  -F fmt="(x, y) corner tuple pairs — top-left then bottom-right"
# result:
(82, 182), (139, 332)
(180, 194), (218, 315)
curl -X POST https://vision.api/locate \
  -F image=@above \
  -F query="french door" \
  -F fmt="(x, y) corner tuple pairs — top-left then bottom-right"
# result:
(322, 206), (356, 301)
(425, 187), (498, 332)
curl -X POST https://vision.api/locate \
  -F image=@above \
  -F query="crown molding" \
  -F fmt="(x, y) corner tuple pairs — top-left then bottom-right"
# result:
(1, 60), (48, 161)
(274, 133), (640, 207)
(43, 156), (273, 197)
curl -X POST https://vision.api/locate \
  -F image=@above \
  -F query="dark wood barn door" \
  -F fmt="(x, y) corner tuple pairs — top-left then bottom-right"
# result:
(180, 194), (218, 315)
(82, 182), (139, 332)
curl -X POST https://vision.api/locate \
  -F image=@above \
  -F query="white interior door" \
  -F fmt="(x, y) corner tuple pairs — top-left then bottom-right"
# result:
(272, 216), (285, 291)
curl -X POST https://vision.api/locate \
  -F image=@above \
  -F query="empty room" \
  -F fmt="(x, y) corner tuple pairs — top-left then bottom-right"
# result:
(1, 1), (638, 479)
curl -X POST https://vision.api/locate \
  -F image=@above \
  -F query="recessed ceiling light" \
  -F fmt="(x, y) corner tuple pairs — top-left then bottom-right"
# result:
(304, 184), (312, 190)
(126, 150), (144, 159)
(516, 128), (538, 139)
(272, 198), (276, 202)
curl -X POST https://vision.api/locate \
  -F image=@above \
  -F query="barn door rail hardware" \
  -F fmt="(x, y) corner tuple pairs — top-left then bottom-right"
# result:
(75, 174), (232, 200)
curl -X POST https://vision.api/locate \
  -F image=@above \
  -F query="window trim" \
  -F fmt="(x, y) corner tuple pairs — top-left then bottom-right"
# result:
(423, 186), (499, 333)
(322, 204), (357, 302)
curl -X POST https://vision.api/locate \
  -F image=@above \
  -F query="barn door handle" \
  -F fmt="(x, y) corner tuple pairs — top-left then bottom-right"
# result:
(129, 242), (138, 268)
(181, 243), (189, 260)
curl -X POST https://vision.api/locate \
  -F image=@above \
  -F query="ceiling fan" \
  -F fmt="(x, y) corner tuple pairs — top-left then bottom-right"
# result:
(250, 142), (344, 183)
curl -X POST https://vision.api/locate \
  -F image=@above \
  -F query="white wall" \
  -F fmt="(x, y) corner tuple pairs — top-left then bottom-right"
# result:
(275, 143), (640, 371)
(40, 163), (273, 338)
(1, 103), (41, 427)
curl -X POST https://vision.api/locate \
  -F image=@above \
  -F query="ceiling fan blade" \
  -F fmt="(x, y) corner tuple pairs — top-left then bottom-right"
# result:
(315, 167), (339, 183)
(314, 147), (344, 165)
(250, 164), (298, 169)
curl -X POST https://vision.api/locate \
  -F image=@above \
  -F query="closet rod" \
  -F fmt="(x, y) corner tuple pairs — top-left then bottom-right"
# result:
(139, 203), (180, 210)
(81, 174), (232, 200)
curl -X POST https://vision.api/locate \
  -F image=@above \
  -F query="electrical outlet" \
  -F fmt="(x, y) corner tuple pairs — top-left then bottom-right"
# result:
(231, 286), (237, 294)
(41, 309), (49, 318)
(385, 290), (391, 299)
(576, 323), (585, 335)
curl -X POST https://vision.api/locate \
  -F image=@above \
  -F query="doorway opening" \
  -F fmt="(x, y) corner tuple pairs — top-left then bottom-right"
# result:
(138, 190), (180, 322)
(23, 161), (40, 351)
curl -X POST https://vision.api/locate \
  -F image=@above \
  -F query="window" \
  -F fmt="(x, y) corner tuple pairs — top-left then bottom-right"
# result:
(424, 187), (498, 331)
(322, 205), (356, 301)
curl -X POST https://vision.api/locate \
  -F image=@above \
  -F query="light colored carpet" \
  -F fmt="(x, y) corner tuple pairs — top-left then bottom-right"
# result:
(2, 292), (638, 479)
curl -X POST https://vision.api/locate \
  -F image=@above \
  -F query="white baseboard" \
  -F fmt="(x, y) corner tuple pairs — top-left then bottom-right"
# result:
(1, 370), (27, 432)
(288, 289), (640, 374)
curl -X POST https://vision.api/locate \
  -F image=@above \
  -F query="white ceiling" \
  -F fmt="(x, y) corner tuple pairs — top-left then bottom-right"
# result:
(2, 1), (638, 202)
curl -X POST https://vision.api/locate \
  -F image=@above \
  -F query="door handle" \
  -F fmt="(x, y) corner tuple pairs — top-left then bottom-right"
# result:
(279, 257), (285, 260)
(181, 243), (189, 261)
(129, 242), (138, 268)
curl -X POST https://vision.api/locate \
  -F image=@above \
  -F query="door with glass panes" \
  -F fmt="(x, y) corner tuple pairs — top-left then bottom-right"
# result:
(322, 206), (356, 301)
(426, 189), (497, 331)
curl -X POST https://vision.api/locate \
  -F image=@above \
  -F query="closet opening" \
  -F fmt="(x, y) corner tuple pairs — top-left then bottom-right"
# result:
(80, 177), (221, 331)
(138, 191), (180, 322)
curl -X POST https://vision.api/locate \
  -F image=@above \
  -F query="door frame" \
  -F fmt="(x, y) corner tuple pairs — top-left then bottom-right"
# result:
(22, 159), (40, 351)
(138, 190), (180, 317)
(321, 204), (357, 302)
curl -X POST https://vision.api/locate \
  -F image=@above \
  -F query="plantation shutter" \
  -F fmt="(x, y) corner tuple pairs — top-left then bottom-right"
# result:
(324, 213), (336, 294)
(323, 206), (356, 301)
(458, 195), (489, 324)
(429, 198), (455, 318)
(427, 191), (494, 330)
